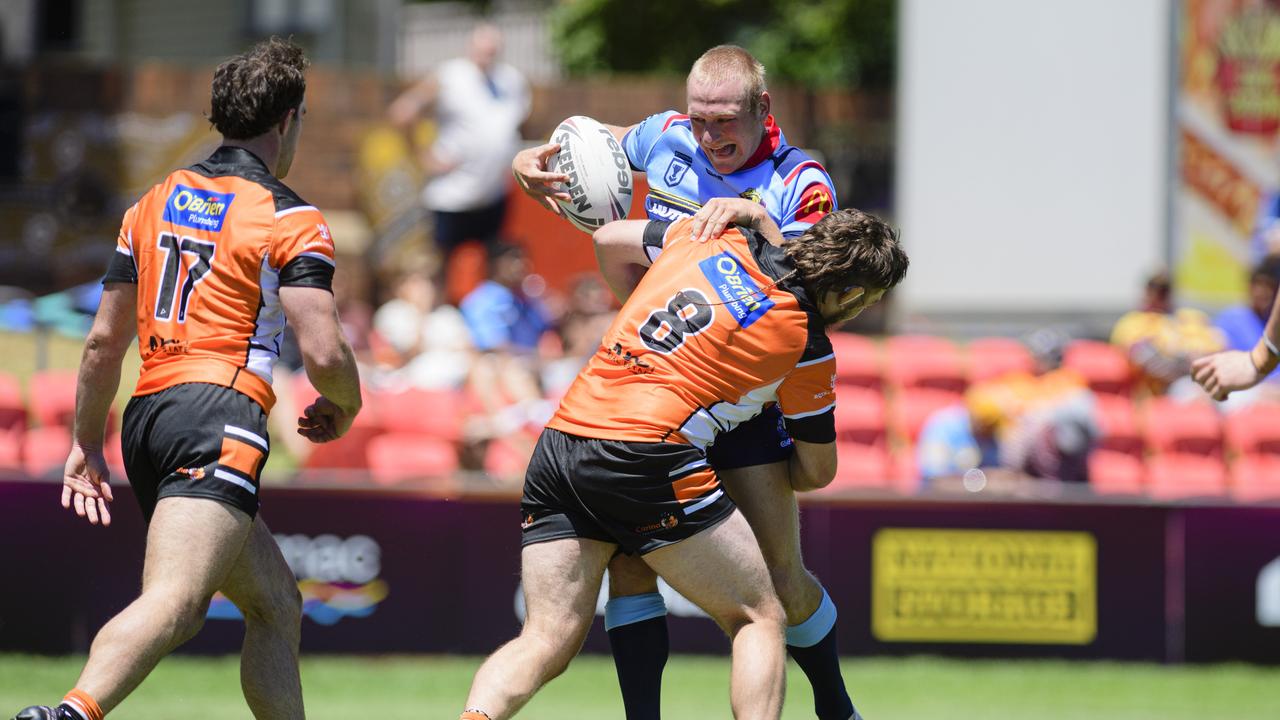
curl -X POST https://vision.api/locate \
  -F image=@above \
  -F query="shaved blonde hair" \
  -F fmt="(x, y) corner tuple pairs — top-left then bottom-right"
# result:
(688, 45), (767, 110)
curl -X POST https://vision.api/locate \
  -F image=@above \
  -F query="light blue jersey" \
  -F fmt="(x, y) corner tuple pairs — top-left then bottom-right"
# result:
(622, 110), (837, 260)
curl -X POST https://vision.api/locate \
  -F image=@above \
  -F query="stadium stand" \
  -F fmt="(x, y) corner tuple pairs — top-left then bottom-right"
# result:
(883, 335), (967, 394)
(27, 369), (80, 428)
(1094, 394), (1144, 457)
(22, 424), (70, 477)
(890, 387), (963, 445)
(366, 432), (459, 486)
(829, 332), (882, 389)
(828, 442), (893, 491)
(1224, 403), (1280, 458)
(833, 386), (888, 447)
(966, 337), (1037, 384)
(0, 372), (26, 469)
(1146, 453), (1228, 500)
(1062, 339), (1133, 396)
(1088, 448), (1146, 496)
(1143, 397), (1223, 458)
(1229, 454), (1280, 503)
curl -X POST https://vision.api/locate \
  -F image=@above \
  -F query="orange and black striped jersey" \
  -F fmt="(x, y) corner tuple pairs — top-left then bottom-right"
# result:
(103, 146), (336, 412)
(549, 216), (837, 449)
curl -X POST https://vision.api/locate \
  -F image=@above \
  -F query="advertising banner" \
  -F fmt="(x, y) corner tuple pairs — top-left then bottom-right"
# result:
(4, 480), (1274, 662)
(1176, 0), (1280, 305)
(1181, 506), (1280, 662)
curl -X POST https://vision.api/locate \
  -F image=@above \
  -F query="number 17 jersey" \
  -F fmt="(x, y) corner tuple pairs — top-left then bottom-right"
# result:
(103, 146), (336, 412)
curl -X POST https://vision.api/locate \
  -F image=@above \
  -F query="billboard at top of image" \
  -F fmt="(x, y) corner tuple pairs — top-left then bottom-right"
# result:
(1176, 0), (1280, 306)
(871, 528), (1097, 645)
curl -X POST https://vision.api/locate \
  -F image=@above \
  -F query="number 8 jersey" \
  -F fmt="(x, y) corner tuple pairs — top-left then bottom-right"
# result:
(103, 146), (336, 413)
(548, 216), (838, 450)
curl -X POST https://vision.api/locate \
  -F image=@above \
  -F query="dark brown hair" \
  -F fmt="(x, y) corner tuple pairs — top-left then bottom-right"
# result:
(785, 208), (909, 298)
(209, 37), (308, 140)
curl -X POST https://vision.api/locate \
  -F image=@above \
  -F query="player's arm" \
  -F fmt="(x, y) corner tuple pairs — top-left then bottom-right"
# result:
(688, 197), (784, 245)
(593, 219), (667, 302)
(1192, 290), (1280, 399)
(63, 282), (137, 526)
(281, 286), (362, 443)
(789, 439), (837, 491)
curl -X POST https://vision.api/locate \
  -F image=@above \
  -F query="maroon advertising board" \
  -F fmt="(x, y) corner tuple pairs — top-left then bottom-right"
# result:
(2, 478), (1277, 662)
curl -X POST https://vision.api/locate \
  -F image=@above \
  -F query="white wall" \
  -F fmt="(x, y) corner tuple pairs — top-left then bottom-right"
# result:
(896, 0), (1172, 316)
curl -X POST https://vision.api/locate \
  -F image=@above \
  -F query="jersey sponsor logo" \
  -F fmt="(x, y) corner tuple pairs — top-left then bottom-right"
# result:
(795, 182), (834, 225)
(664, 155), (691, 186)
(646, 196), (693, 221)
(163, 184), (235, 232)
(698, 252), (775, 329)
(740, 187), (764, 204)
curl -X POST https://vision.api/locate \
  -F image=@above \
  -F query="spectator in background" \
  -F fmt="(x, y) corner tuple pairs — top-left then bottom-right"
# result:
(373, 262), (474, 391)
(541, 274), (616, 399)
(919, 331), (1097, 487)
(1212, 255), (1280, 406)
(1110, 270), (1223, 397)
(460, 243), (552, 451)
(387, 22), (530, 264)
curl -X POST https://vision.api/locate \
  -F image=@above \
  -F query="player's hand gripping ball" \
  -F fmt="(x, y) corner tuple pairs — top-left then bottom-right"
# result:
(546, 115), (634, 234)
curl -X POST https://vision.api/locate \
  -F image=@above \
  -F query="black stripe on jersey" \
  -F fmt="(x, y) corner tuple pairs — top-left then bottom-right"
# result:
(103, 251), (138, 284)
(279, 256), (335, 291)
(188, 146), (313, 214)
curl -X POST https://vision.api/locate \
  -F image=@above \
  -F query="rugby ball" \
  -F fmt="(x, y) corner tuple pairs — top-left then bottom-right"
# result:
(546, 115), (633, 234)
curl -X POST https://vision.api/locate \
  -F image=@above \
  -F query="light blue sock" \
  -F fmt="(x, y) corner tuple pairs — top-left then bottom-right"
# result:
(604, 592), (667, 631)
(786, 587), (837, 648)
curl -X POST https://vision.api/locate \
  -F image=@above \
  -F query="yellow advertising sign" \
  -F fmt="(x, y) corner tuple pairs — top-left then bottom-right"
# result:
(872, 528), (1097, 645)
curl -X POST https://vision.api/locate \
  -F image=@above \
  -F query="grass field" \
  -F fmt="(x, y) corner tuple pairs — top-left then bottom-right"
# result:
(3, 654), (1279, 719)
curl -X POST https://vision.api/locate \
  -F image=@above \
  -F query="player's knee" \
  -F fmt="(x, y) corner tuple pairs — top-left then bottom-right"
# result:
(768, 564), (820, 613)
(717, 592), (785, 638)
(158, 591), (211, 645)
(241, 580), (303, 633)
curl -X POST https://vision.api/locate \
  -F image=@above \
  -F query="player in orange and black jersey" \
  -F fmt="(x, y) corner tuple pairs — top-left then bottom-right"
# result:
(458, 209), (908, 720)
(12, 38), (361, 720)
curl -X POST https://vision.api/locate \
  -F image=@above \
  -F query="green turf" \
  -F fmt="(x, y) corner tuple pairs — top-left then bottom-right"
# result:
(2, 654), (1278, 719)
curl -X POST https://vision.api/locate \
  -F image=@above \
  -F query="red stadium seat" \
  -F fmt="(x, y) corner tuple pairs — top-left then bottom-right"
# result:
(1143, 398), (1223, 458)
(890, 388), (963, 445)
(1224, 403), (1280, 458)
(28, 370), (79, 428)
(823, 442), (891, 492)
(1230, 454), (1280, 503)
(1146, 453), (1227, 500)
(966, 337), (1036, 384)
(366, 432), (459, 486)
(369, 386), (465, 441)
(22, 425), (70, 477)
(828, 332), (881, 389)
(484, 436), (534, 479)
(891, 446), (921, 494)
(0, 372), (27, 469)
(1062, 340), (1133, 397)
(833, 387), (887, 446)
(884, 335), (966, 394)
(1094, 394), (1143, 457)
(104, 431), (125, 471)
(1087, 449), (1145, 496)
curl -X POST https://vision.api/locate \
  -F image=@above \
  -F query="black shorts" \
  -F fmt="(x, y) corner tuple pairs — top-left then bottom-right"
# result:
(705, 404), (793, 471)
(121, 383), (270, 521)
(521, 428), (736, 555)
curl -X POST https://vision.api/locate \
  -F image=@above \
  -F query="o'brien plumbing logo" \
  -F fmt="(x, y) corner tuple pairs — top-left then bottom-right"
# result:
(207, 534), (387, 626)
(163, 184), (235, 232)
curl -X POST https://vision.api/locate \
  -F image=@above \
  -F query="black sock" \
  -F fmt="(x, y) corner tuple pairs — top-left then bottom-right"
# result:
(607, 616), (668, 720)
(788, 626), (856, 720)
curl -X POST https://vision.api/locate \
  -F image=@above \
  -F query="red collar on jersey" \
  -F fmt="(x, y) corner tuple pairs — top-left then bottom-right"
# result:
(741, 115), (782, 171)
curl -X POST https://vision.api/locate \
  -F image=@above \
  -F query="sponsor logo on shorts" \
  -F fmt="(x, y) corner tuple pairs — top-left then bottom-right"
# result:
(176, 466), (206, 480)
(163, 184), (235, 232)
(698, 252), (775, 329)
(635, 513), (679, 534)
(521, 513), (536, 529)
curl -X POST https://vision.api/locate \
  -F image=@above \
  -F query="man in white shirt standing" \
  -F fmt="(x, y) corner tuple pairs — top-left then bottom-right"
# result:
(390, 23), (531, 258)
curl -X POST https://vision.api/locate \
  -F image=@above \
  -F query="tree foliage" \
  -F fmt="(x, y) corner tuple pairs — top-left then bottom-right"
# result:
(549, 0), (896, 89)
